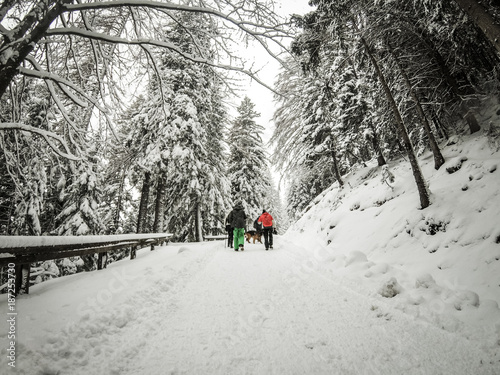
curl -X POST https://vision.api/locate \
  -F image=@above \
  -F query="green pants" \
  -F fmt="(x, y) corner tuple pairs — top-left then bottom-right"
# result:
(233, 228), (245, 250)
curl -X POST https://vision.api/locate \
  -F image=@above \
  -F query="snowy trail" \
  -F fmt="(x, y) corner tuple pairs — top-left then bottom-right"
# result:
(119, 241), (495, 375)
(2, 239), (498, 374)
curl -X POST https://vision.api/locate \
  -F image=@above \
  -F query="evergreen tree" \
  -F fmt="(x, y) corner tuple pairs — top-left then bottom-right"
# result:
(0, 80), (51, 235)
(228, 97), (274, 223)
(119, 11), (231, 241)
(55, 155), (103, 236)
(161, 12), (231, 241)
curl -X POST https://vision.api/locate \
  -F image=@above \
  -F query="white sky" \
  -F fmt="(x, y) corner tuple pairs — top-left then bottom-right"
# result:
(232, 0), (313, 143)
(229, 0), (314, 191)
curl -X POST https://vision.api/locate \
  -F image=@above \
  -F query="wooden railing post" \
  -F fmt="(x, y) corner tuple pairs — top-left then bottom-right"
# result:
(14, 263), (30, 295)
(97, 252), (108, 270)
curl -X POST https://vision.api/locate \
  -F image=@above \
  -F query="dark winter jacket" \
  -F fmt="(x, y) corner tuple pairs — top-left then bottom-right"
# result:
(253, 219), (262, 232)
(225, 215), (233, 232)
(228, 202), (247, 229)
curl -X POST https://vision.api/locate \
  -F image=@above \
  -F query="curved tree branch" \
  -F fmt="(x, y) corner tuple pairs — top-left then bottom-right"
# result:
(45, 26), (284, 95)
(0, 123), (81, 161)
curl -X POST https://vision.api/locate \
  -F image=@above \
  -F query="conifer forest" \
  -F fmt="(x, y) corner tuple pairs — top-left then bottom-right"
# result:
(2, 0), (500, 275)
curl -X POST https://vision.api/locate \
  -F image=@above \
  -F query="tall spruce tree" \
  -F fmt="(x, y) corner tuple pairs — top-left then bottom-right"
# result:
(162, 13), (230, 242)
(120, 11), (231, 242)
(228, 97), (274, 224)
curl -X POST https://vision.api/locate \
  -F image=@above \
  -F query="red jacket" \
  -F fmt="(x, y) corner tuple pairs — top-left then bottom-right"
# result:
(258, 212), (274, 228)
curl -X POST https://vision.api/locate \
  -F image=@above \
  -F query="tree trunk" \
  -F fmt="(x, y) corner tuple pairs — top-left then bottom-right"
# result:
(430, 109), (449, 140)
(112, 170), (126, 233)
(0, 0), (71, 99)
(153, 171), (166, 233)
(368, 123), (386, 166)
(194, 203), (203, 242)
(136, 171), (151, 234)
(330, 139), (344, 187)
(389, 46), (445, 170)
(360, 36), (430, 209)
(453, 0), (500, 55)
(15, 264), (31, 295)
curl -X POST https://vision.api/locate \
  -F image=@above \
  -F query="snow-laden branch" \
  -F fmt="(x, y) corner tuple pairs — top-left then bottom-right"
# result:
(0, 123), (81, 161)
(47, 27), (210, 63)
(19, 64), (107, 116)
(62, 1), (289, 36)
(45, 27), (282, 95)
(25, 55), (119, 143)
(18, 65), (83, 106)
(60, 0), (293, 72)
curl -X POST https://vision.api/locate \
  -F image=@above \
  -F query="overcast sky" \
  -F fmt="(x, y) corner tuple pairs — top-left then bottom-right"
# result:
(232, 0), (314, 192)
(238, 0), (313, 144)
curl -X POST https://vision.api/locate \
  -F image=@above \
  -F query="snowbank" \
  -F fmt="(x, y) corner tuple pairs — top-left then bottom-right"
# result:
(286, 133), (500, 351)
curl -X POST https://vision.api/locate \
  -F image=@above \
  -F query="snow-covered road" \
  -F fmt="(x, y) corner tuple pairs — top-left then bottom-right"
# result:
(1, 239), (498, 374)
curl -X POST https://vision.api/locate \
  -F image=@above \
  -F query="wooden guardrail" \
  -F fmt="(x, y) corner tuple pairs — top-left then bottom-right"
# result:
(0, 233), (172, 295)
(203, 234), (228, 241)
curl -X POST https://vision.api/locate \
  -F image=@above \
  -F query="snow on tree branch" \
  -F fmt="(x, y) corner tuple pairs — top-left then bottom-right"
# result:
(60, 0), (293, 69)
(0, 123), (81, 161)
(44, 27), (282, 95)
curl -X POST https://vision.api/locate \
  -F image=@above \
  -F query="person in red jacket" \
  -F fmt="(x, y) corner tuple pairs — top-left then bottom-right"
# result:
(257, 210), (274, 250)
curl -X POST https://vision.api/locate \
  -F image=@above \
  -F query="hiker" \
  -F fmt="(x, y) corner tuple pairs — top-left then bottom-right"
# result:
(227, 201), (247, 251)
(253, 217), (262, 235)
(225, 215), (233, 248)
(257, 209), (274, 250)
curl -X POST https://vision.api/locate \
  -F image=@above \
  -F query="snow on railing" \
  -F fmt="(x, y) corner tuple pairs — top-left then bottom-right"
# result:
(0, 233), (173, 295)
(203, 234), (228, 241)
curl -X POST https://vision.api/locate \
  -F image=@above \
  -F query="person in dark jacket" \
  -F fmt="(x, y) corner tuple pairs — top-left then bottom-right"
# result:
(253, 217), (262, 235)
(225, 215), (233, 248)
(227, 201), (247, 251)
(257, 209), (274, 250)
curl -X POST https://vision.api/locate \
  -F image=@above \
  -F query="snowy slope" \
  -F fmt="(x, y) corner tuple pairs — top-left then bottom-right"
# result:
(286, 132), (500, 354)
(0, 239), (498, 374)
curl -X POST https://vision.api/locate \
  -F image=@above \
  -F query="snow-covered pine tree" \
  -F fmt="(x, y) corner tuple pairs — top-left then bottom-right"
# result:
(329, 61), (384, 167)
(99, 99), (139, 235)
(0, 80), (50, 236)
(228, 97), (274, 224)
(121, 11), (230, 242)
(284, 165), (319, 222)
(162, 76), (231, 241)
(55, 156), (103, 237)
(121, 88), (173, 236)
(272, 58), (343, 209)
(199, 85), (232, 237)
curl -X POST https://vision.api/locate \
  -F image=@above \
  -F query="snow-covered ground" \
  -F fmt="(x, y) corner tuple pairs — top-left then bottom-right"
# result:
(0, 210), (499, 374)
(0, 239), (498, 374)
(1, 130), (500, 373)
(288, 131), (500, 341)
